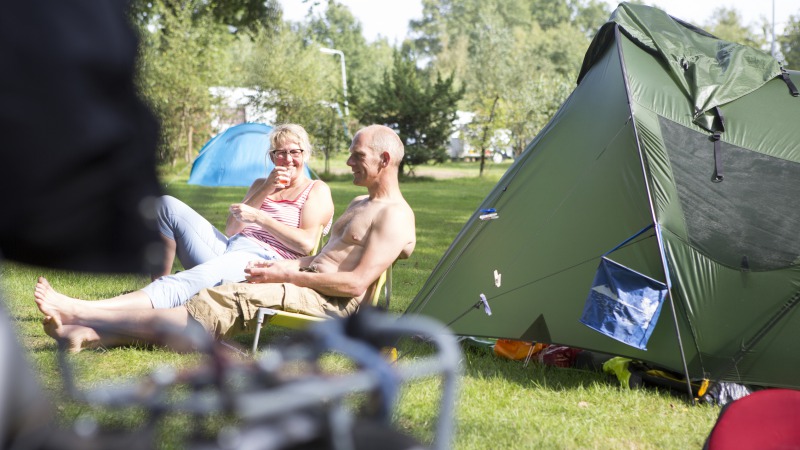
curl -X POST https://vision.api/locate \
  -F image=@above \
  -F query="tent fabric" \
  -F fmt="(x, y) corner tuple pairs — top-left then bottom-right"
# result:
(579, 3), (782, 131)
(405, 3), (800, 389)
(188, 123), (312, 187)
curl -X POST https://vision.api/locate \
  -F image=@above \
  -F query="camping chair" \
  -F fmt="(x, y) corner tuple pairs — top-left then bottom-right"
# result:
(250, 224), (398, 354)
(308, 224), (325, 255)
(251, 264), (393, 353)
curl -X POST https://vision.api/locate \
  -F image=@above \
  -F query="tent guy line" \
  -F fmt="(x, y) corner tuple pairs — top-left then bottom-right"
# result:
(441, 231), (658, 331)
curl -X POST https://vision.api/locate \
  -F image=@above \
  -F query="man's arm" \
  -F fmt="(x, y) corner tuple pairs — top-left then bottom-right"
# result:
(245, 203), (415, 298)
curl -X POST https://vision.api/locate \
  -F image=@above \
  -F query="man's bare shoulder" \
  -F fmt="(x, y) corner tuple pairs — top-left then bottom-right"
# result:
(348, 194), (369, 205)
(373, 197), (416, 258)
(342, 194), (414, 232)
(380, 197), (414, 220)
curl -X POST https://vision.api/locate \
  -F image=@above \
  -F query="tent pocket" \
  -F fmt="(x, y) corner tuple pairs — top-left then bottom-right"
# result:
(580, 257), (668, 350)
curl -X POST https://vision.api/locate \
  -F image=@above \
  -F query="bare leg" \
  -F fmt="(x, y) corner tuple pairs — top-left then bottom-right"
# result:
(42, 315), (101, 353)
(42, 315), (143, 353)
(153, 234), (177, 280)
(35, 277), (153, 311)
(34, 285), (190, 344)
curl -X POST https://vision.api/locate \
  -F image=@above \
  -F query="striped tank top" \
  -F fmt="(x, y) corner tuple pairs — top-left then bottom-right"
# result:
(239, 180), (329, 259)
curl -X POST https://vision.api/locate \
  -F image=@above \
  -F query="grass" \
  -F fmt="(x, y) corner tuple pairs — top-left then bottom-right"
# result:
(2, 158), (721, 449)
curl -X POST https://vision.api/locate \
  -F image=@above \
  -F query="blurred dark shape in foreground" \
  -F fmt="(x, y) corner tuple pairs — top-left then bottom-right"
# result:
(0, 0), (163, 274)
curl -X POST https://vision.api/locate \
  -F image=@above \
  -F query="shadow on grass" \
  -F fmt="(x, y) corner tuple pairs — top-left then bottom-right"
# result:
(11, 314), (44, 323)
(396, 337), (610, 393)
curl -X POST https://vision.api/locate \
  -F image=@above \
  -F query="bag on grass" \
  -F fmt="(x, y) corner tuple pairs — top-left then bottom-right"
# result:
(493, 339), (547, 361)
(536, 345), (582, 368)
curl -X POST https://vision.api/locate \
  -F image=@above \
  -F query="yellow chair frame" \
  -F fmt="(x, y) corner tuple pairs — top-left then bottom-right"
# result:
(249, 225), (397, 353)
(250, 265), (391, 353)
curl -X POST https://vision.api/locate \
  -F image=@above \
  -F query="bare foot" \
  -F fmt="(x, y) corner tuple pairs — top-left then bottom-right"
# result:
(42, 315), (101, 353)
(33, 277), (82, 325)
(34, 276), (77, 303)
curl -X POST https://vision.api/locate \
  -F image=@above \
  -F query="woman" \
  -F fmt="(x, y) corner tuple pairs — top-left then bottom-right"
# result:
(35, 123), (333, 313)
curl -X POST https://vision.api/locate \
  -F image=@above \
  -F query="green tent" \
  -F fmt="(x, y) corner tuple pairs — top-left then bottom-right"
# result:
(405, 3), (800, 389)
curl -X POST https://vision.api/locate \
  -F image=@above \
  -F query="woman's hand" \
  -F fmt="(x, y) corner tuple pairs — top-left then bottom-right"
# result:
(269, 166), (295, 190)
(229, 203), (262, 224)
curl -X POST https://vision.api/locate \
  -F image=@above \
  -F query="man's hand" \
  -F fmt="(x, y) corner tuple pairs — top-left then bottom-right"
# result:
(245, 260), (291, 283)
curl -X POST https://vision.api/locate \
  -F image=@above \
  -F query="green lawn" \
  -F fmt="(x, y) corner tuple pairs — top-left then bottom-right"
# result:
(2, 160), (721, 449)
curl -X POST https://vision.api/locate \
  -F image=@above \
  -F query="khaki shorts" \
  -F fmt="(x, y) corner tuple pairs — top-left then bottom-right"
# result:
(185, 282), (360, 339)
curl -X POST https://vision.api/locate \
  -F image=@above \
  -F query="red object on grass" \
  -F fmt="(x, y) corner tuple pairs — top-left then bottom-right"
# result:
(705, 388), (800, 449)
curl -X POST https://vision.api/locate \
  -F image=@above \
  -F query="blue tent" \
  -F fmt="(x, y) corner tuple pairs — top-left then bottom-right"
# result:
(188, 123), (311, 187)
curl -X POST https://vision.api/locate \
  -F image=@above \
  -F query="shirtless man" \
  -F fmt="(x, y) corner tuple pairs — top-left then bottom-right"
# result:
(33, 125), (416, 352)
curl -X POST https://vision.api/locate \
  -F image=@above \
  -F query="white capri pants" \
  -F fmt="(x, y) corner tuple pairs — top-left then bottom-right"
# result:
(142, 195), (280, 309)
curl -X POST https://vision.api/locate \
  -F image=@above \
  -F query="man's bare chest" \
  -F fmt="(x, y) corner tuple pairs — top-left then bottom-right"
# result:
(333, 202), (380, 246)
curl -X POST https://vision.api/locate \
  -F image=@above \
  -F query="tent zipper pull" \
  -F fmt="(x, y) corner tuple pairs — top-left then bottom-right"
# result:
(741, 255), (750, 272)
(711, 132), (723, 183)
(711, 107), (726, 183)
(779, 67), (799, 97)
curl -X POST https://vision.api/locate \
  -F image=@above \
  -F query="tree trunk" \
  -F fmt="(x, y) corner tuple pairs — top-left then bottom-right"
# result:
(186, 125), (193, 162)
(478, 96), (500, 177)
(175, 105), (187, 165)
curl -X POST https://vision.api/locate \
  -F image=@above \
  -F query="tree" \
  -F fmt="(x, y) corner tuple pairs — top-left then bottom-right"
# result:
(463, 5), (516, 176)
(359, 52), (464, 175)
(303, 1), (395, 115)
(527, 0), (572, 30)
(408, 0), (591, 174)
(136, 0), (234, 164)
(129, 0), (282, 35)
(132, 0), (285, 164)
(243, 25), (345, 154)
(569, 0), (612, 38)
(703, 7), (766, 50)
(502, 73), (573, 156)
(779, 14), (800, 69)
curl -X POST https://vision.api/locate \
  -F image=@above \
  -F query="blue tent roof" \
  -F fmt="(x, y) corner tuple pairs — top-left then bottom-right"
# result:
(188, 123), (311, 187)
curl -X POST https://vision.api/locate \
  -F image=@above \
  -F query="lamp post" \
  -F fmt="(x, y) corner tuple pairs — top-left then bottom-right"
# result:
(319, 47), (349, 116)
(771, 0), (777, 58)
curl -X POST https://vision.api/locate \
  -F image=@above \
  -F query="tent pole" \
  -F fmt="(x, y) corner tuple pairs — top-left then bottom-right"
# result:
(664, 285), (696, 403)
(613, 26), (696, 403)
(651, 225), (695, 403)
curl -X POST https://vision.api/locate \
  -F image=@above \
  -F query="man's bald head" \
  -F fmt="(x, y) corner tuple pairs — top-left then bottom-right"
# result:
(355, 125), (404, 168)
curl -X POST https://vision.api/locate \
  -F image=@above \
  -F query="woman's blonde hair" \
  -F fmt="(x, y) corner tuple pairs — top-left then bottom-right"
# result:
(269, 123), (312, 158)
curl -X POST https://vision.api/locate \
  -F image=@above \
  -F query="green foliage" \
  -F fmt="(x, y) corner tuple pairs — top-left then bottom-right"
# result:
(461, 4), (516, 175)
(703, 7), (767, 50)
(359, 52), (464, 174)
(409, 0), (591, 174)
(242, 25), (346, 147)
(503, 73), (573, 156)
(780, 14), (800, 69)
(130, 0), (600, 175)
(300, 0), (395, 134)
(129, 0), (282, 35)
(135, 0), (236, 164)
(237, 1), (395, 165)
(209, 0), (282, 35)
(528, 0), (573, 30)
(570, 0), (613, 38)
